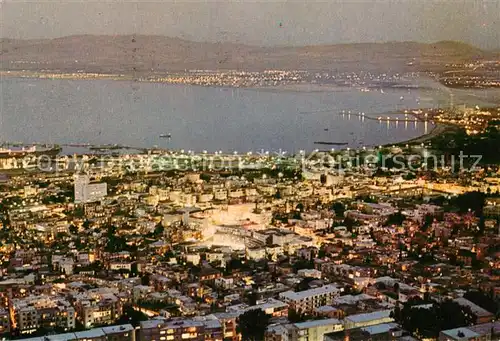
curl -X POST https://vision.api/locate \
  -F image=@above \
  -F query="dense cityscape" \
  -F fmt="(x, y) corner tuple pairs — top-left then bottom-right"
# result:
(1, 2), (500, 341)
(0, 100), (499, 341)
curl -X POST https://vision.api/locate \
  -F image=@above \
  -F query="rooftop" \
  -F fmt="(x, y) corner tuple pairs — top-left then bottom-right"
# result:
(294, 318), (342, 329)
(361, 322), (400, 335)
(453, 297), (494, 317)
(345, 310), (393, 323)
(279, 284), (340, 301)
(441, 327), (480, 339)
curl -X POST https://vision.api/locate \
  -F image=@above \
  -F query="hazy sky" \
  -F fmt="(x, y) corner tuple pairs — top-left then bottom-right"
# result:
(1, 0), (499, 49)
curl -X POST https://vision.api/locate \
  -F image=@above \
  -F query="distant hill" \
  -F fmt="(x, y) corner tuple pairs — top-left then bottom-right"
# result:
(0, 35), (494, 74)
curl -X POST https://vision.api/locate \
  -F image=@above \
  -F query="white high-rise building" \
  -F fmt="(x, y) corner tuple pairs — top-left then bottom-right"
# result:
(74, 174), (107, 203)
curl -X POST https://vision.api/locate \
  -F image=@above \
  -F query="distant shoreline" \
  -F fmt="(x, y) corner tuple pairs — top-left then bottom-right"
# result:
(0, 70), (473, 94)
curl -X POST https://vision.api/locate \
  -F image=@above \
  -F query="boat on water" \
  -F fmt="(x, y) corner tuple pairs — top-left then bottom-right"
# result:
(159, 134), (172, 139)
(88, 144), (123, 151)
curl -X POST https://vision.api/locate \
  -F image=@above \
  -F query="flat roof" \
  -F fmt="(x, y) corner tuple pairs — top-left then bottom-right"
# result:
(315, 305), (339, 313)
(467, 321), (500, 336)
(140, 319), (164, 329)
(45, 334), (78, 341)
(294, 318), (342, 329)
(361, 322), (399, 335)
(441, 327), (480, 339)
(16, 324), (136, 341)
(279, 284), (339, 301)
(74, 329), (106, 338)
(101, 324), (134, 334)
(333, 294), (376, 305)
(345, 310), (392, 323)
(453, 297), (493, 317)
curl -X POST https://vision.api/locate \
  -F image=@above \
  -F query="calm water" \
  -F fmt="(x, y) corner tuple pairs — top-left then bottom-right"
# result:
(0, 77), (495, 153)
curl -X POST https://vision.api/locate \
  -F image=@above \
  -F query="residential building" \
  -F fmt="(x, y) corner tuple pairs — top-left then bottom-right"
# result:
(279, 285), (340, 314)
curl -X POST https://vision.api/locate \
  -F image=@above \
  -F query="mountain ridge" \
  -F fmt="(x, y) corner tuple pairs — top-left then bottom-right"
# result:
(1, 35), (496, 74)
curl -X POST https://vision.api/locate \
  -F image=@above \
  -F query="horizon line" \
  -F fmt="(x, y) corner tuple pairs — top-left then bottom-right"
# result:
(1, 34), (493, 51)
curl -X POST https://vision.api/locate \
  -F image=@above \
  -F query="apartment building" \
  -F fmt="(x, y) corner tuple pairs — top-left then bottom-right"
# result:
(72, 292), (122, 328)
(279, 285), (341, 314)
(227, 298), (288, 318)
(266, 319), (343, 341)
(343, 310), (394, 330)
(74, 174), (107, 204)
(139, 319), (207, 341)
(17, 324), (135, 341)
(212, 312), (239, 341)
(293, 319), (343, 341)
(0, 308), (10, 335)
(10, 295), (76, 335)
(439, 321), (500, 341)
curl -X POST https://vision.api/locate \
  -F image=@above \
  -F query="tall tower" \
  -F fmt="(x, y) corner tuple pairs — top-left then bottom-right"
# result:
(74, 174), (89, 203)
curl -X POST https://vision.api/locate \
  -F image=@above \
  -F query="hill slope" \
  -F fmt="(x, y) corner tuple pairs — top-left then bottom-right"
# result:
(0, 35), (492, 74)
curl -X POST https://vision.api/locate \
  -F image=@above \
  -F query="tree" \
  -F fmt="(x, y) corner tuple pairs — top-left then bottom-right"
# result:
(292, 258), (314, 271)
(331, 202), (345, 218)
(421, 214), (434, 232)
(343, 216), (357, 232)
(385, 211), (405, 226)
(103, 224), (129, 252)
(237, 309), (270, 341)
(82, 220), (91, 229)
(429, 196), (446, 206)
(464, 290), (499, 317)
(141, 273), (150, 286)
(200, 173), (212, 182)
(393, 282), (400, 295)
(246, 291), (258, 306)
(320, 174), (327, 185)
(453, 191), (486, 215)
(296, 277), (316, 292)
(287, 308), (312, 323)
(56, 232), (69, 240)
(117, 305), (148, 327)
(69, 224), (78, 235)
(398, 298), (476, 339)
(153, 223), (164, 236)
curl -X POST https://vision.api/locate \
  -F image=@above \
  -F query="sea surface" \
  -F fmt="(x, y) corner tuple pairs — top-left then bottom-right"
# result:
(0, 77), (498, 153)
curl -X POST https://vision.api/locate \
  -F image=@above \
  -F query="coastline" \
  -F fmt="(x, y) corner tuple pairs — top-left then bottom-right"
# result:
(390, 123), (457, 146)
(0, 70), (439, 94)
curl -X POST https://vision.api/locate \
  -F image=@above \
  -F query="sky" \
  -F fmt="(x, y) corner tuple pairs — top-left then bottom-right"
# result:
(1, 0), (499, 49)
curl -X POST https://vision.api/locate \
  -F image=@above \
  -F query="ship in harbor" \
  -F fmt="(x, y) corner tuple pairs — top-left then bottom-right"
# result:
(88, 144), (124, 151)
(313, 141), (348, 146)
(159, 133), (171, 139)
